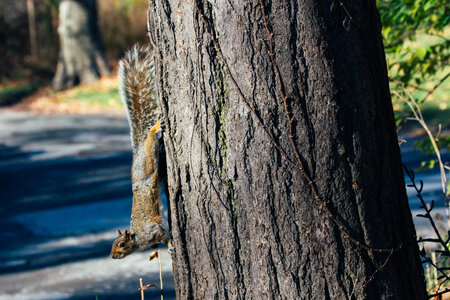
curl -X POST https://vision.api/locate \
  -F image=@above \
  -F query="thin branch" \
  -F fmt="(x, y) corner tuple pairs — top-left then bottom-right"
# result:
(140, 278), (145, 300)
(404, 166), (450, 297)
(391, 79), (433, 93)
(427, 32), (450, 42)
(423, 255), (450, 284)
(429, 288), (450, 299)
(350, 249), (394, 298)
(396, 89), (448, 199)
(335, 0), (357, 28)
(420, 72), (450, 103)
(404, 166), (449, 254)
(159, 250), (164, 300)
(401, 87), (450, 240)
(418, 238), (442, 243)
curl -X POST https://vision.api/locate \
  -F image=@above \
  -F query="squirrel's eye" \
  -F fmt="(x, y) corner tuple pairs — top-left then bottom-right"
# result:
(119, 242), (125, 248)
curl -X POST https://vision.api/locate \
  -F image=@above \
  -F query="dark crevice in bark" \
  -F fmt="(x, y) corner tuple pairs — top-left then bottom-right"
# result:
(159, 136), (172, 237)
(197, 181), (222, 297)
(324, 278), (331, 300)
(160, 0), (177, 59)
(209, 209), (229, 299)
(266, 165), (287, 270)
(174, 186), (194, 299)
(268, 246), (282, 297)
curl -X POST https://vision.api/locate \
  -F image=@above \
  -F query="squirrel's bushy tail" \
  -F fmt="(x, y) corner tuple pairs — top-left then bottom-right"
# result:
(118, 44), (159, 151)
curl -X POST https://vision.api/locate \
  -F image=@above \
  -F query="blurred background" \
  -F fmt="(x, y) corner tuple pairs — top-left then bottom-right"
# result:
(0, 0), (149, 112)
(0, 0), (448, 299)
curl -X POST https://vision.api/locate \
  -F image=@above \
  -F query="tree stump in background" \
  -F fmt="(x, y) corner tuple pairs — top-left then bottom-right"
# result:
(53, 0), (110, 91)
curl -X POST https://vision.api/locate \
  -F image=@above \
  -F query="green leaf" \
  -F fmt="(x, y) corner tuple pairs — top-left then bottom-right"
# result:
(416, 48), (427, 60)
(429, 159), (436, 169)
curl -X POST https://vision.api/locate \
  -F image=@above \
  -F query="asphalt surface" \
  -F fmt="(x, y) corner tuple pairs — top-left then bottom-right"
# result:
(0, 109), (447, 299)
(0, 110), (174, 300)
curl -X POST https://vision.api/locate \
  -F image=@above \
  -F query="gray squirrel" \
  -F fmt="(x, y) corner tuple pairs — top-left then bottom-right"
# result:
(110, 45), (170, 259)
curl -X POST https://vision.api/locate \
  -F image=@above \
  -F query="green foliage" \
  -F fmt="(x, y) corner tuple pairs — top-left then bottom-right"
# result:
(379, 0), (449, 82)
(0, 83), (39, 105)
(379, 0), (449, 49)
(68, 88), (121, 107)
(0, 83), (37, 99)
(378, 0), (449, 128)
(384, 3), (450, 295)
(414, 134), (450, 156)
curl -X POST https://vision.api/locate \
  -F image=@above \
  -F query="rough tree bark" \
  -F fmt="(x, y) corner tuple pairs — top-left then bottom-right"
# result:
(53, 0), (110, 91)
(148, 0), (427, 298)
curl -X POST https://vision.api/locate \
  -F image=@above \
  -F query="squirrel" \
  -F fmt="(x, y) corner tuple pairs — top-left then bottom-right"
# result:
(110, 45), (170, 260)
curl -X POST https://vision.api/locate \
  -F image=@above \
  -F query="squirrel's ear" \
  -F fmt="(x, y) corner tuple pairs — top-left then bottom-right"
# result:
(116, 229), (122, 236)
(124, 230), (131, 240)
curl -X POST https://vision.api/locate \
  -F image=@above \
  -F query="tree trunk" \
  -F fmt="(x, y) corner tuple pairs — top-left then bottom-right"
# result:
(148, 0), (427, 298)
(26, 0), (38, 59)
(53, 0), (110, 91)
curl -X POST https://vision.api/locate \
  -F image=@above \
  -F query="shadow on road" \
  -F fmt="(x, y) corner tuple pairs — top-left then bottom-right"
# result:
(0, 111), (174, 300)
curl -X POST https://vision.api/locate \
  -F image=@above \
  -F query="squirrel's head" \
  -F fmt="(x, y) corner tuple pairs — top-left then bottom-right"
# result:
(110, 229), (135, 259)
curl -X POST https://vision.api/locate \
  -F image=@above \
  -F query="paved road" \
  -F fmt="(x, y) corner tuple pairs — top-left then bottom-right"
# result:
(0, 110), (174, 300)
(0, 110), (448, 299)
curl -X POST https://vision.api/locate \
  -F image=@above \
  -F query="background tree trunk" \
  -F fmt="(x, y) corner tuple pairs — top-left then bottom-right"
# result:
(149, 0), (427, 298)
(53, 0), (110, 91)
(26, 0), (38, 59)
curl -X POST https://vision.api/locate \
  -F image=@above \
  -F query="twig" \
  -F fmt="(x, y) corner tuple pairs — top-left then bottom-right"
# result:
(159, 250), (164, 300)
(335, 0), (357, 26)
(138, 276), (158, 298)
(404, 166), (450, 296)
(391, 79), (433, 93)
(433, 252), (439, 287)
(420, 72), (450, 103)
(423, 256), (450, 284)
(149, 250), (164, 300)
(350, 249), (394, 298)
(140, 278), (145, 300)
(429, 288), (450, 299)
(395, 89), (449, 229)
(403, 167), (449, 254)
